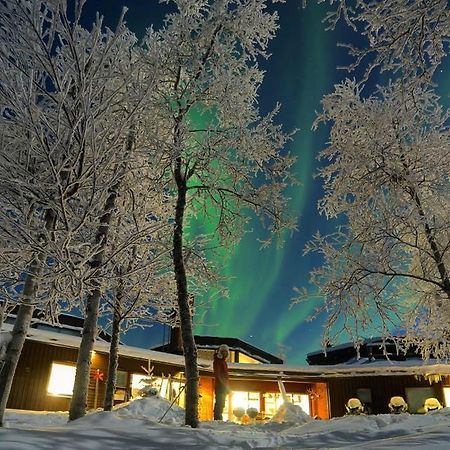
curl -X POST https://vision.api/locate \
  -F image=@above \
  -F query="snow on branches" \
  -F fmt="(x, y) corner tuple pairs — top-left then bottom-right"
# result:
(304, 79), (450, 356)
(141, 0), (296, 427)
(317, 0), (450, 83)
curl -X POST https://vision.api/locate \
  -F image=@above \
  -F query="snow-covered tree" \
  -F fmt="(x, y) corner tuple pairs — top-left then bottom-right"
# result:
(143, 0), (296, 427)
(99, 182), (177, 411)
(296, 0), (450, 357)
(302, 79), (450, 356)
(0, 0), (88, 424)
(66, 48), (160, 422)
(319, 0), (450, 84)
(0, 0), (156, 424)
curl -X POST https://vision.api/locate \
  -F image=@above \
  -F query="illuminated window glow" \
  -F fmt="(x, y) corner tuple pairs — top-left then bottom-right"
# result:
(263, 392), (310, 417)
(131, 373), (186, 407)
(47, 363), (76, 397)
(443, 387), (450, 407)
(131, 373), (148, 398)
(232, 391), (260, 411)
(237, 354), (261, 364)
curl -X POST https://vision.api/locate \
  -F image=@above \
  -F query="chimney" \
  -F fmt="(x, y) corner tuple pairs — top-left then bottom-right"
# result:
(168, 326), (183, 354)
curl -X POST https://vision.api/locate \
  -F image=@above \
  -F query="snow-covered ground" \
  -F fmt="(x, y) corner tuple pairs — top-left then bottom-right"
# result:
(2, 396), (450, 449)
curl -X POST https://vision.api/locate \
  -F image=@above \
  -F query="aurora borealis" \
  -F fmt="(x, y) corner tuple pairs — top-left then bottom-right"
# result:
(85, 0), (366, 364)
(192, 1), (352, 363)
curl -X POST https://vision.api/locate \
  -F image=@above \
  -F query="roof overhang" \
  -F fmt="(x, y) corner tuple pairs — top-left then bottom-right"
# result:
(3, 324), (449, 381)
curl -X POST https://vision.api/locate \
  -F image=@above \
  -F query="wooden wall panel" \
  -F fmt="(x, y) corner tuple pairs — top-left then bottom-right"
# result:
(8, 340), (78, 411)
(8, 340), (186, 412)
(327, 375), (444, 417)
(311, 382), (329, 419)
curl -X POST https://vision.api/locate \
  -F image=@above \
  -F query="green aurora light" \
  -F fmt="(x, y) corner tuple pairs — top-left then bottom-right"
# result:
(83, 0), (450, 364)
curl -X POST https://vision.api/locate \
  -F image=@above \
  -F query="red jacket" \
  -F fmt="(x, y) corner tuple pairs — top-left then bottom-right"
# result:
(213, 354), (229, 388)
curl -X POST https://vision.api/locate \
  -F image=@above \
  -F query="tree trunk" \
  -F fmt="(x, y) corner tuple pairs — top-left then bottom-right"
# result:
(399, 155), (450, 300)
(69, 130), (134, 421)
(0, 209), (56, 427)
(103, 311), (121, 411)
(0, 260), (39, 426)
(409, 188), (450, 301)
(68, 185), (120, 421)
(173, 165), (199, 428)
(0, 301), (6, 331)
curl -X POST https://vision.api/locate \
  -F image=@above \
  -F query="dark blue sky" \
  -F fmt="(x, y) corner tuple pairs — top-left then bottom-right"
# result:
(82, 0), (367, 364)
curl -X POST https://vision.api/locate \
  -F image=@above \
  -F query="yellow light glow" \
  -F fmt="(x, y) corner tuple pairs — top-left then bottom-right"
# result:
(263, 392), (311, 417)
(131, 373), (148, 397)
(47, 363), (76, 396)
(231, 391), (260, 411)
(443, 387), (450, 407)
(296, 394), (311, 416)
(159, 378), (169, 398)
(232, 391), (249, 410)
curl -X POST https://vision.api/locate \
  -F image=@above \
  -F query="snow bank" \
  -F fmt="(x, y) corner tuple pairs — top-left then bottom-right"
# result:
(4, 407), (450, 449)
(112, 396), (184, 424)
(3, 409), (69, 429)
(270, 401), (313, 425)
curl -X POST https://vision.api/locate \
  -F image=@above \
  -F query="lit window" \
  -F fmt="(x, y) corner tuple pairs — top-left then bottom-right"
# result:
(228, 391), (261, 421)
(263, 392), (310, 417)
(291, 394), (310, 416)
(131, 373), (148, 398)
(237, 353), (261, 364)
(232, 391), (260, 410)
(443, 387), (450, 407)
(47, 363), (76, 397)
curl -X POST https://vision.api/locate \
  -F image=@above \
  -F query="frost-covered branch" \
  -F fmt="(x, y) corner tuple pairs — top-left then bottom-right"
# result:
(301, 79), (450, 355)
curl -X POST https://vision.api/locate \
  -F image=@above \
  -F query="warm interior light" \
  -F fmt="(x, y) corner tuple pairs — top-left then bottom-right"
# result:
(232, 391), (249, 410)
(47, 363), (76, 396)
(444, 387), (450, 407)
(159, 378), (169, 398)
(263, 392), (311, 417)
(231, 391), (260, 411)
(131, 373), (148, 397)
(297, 394), (311, 415)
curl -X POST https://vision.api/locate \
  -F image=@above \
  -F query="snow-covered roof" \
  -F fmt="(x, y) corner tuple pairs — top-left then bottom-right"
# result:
(3, 323), (450, 380)
(228, 357), (450, 379)
(1, 323), (188, 368)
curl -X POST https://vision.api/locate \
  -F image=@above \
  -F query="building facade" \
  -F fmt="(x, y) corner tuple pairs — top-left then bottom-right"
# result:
(2, 322), (329, 420)
(4, 323), (450, 420)
(307, 339), (450, 415)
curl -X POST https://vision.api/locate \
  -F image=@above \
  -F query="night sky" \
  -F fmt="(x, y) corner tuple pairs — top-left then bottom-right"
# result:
(83, 0), (369, 364)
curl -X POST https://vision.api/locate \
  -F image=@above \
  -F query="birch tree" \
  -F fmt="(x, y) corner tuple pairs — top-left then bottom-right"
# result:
(0, 0), (152, 423)
(65, 32), (160, 422)
(302, 79), (450, 357)
(100, 182), (177, 411)
(0, 0), (80, 424)
(144, 0), (296, 427)
(295, 0), (450, 357)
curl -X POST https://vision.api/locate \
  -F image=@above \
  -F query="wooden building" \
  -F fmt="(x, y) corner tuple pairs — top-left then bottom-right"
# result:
(1, 318), (329, 420)
(307, 339), (450, 416)
(4, 319), (450, 420)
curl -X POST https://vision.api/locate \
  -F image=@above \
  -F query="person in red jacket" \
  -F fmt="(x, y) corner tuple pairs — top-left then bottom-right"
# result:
(213, 344), (230, 420)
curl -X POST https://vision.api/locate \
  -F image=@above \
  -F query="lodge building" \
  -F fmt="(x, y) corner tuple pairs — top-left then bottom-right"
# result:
(2, 315), (450, 420)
